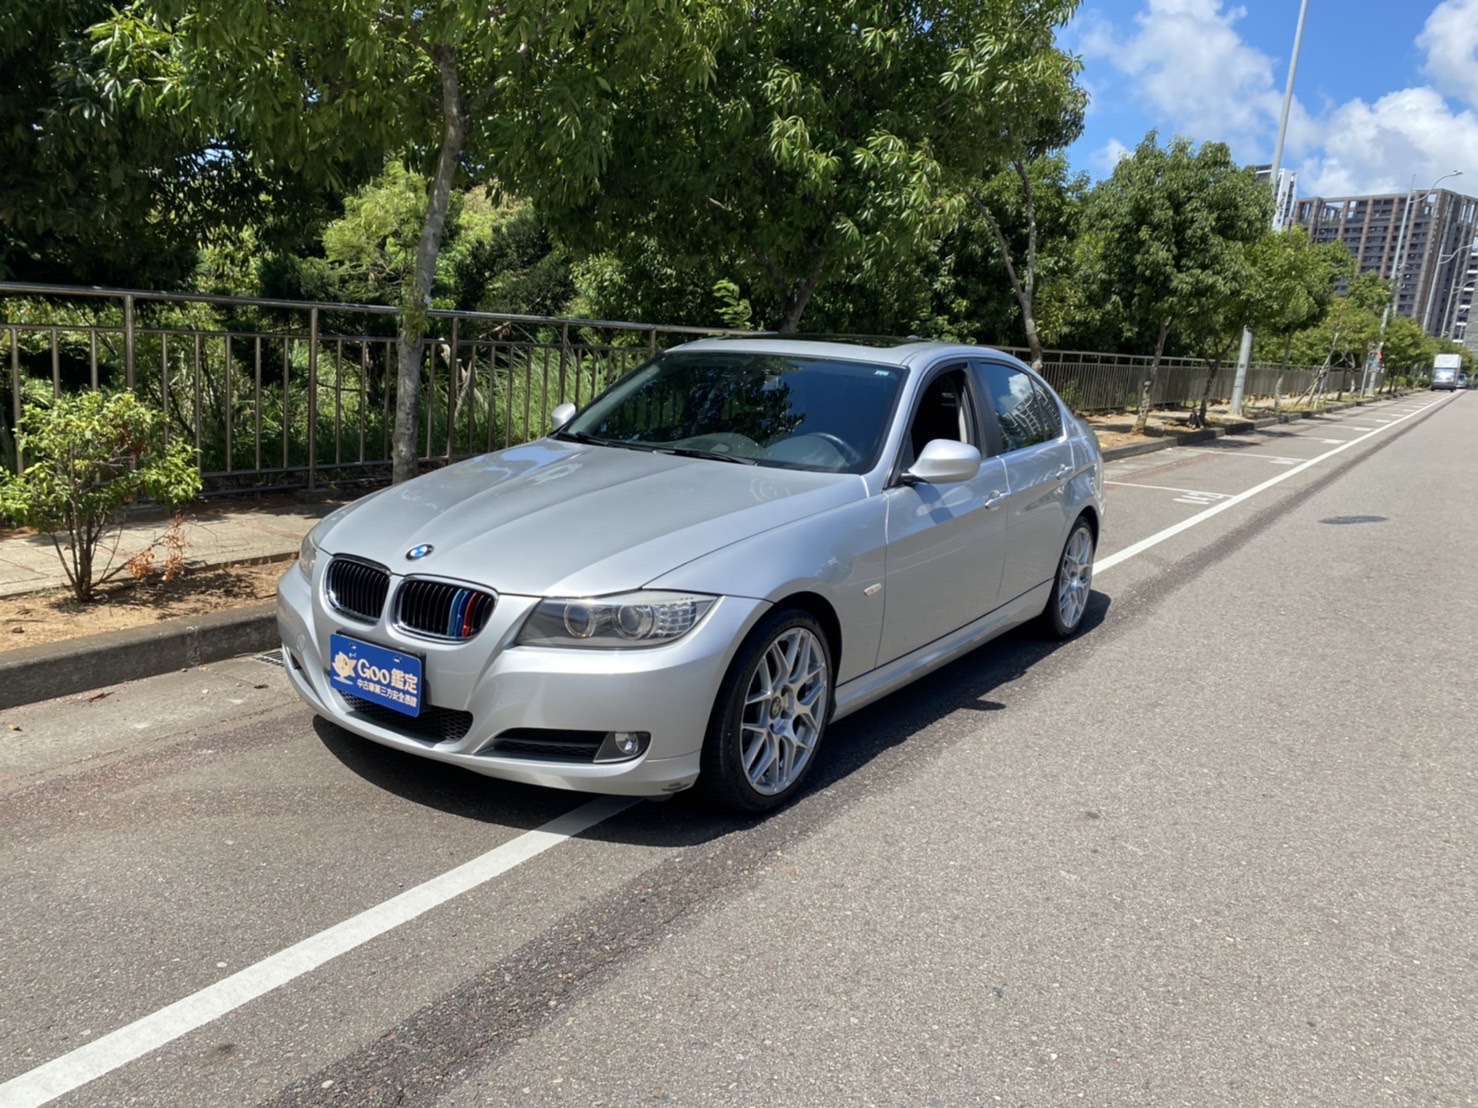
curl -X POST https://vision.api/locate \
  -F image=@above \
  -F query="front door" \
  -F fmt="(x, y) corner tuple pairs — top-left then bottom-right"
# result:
(879, 366), (1011, 665)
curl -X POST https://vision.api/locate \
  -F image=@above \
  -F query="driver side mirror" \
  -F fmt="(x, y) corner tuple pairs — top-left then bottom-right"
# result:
(549, 403), (577, 433)
(903, 439), (981, 484)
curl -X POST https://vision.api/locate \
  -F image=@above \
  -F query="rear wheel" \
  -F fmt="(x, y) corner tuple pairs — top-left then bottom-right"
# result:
(700, 608), (832, 813)
(1042, 517), (1095, 639)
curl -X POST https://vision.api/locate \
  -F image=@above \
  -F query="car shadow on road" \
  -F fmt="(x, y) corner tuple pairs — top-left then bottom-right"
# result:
(785, 591), (1113, 795)
(312, 718), (583, 832)
(313, 591), (1111, 847)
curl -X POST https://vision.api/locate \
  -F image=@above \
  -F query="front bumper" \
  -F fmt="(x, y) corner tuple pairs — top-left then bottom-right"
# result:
(277, 564), (766, 797)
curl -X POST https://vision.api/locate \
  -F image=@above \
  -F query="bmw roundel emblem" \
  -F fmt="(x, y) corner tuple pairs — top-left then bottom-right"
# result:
(406, 544), (434, 560)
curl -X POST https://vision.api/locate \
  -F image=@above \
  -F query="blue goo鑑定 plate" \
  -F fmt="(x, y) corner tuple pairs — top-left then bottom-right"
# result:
(328, 633), (424, 717)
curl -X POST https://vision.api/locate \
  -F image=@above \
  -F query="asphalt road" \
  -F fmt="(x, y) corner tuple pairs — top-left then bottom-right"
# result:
(2, 392), (1473, 1108)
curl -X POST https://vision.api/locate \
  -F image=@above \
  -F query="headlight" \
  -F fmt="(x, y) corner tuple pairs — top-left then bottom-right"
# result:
(516, 591), (717, 648)
(297, 530), (319, 579)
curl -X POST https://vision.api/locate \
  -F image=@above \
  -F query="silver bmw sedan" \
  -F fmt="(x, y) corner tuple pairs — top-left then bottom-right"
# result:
(278, 337), (1104, 811)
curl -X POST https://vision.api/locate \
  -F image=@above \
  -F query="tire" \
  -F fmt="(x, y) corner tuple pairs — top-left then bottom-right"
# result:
(1041, 516), (1096, 640)
(700, 608), (833, 813)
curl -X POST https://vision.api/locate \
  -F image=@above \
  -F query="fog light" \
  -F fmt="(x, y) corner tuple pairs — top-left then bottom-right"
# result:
(594, 730), (650, 763)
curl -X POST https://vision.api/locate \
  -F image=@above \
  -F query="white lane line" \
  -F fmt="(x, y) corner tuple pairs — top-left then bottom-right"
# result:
(1105, 480), (1230, 499)
(0, 795), (637, 1108)
(1095, 396), (1445, 576)
(1173, 448), (1309, 463)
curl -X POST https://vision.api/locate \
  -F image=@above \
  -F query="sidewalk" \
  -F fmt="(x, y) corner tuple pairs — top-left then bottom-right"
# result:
(0, 497), (337, 599)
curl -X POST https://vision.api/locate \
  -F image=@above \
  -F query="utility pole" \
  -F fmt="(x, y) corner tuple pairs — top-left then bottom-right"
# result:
(1229, 0), (1308, 416)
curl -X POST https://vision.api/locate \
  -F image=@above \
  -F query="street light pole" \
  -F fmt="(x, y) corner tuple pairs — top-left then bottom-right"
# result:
(1230, 0), (1308, 416)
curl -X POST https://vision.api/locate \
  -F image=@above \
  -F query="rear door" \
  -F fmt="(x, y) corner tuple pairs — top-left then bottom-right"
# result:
(972, 359), (1076, 606)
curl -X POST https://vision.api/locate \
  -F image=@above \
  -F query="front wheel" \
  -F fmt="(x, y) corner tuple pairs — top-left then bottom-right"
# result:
(700, 608), (833, 813)
(1042, 517), (1095, 639)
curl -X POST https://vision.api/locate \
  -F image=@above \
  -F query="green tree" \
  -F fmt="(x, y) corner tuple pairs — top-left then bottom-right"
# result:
(96, 0), (710, 483)
(1, 2), (353, 286)
(531, 0), (1084, 333)
(0, 391), (202, 601)
(1245, 230), (1350, 409)
(1077, 134), (1272, 433)
(1289, 272), (1387, 381)
(900, 154), (1090, 352)
(1178, 238), (1257, 425)
(450, 201), (574, 318)
(1380, 315), (1436, 382)
(961, 54), (1087, 368)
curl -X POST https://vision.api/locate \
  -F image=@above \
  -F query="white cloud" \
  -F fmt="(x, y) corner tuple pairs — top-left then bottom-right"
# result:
(1419, 0), (1478, 109)
(1091, 139), (1131, 174)
(1297, 87), (1478, 199)
(1077, 0), (1314, 161)
(1075, 1), (1478, 201)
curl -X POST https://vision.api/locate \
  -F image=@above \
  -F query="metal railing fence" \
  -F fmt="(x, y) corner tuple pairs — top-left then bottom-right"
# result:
(2, 282), (1366, 491)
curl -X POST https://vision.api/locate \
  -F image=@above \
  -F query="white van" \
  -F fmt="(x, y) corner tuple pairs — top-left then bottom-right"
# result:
(1432, 354), (1461, 391)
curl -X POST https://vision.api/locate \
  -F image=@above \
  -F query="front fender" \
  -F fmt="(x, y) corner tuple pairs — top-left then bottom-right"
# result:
(646, 496), (889, 683)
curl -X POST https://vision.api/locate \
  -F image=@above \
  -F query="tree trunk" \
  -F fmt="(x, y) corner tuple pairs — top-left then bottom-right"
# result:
(969, 172), (1043, 370)
(778, 268), (824, 334)
(1197, 342), (1234, 426)
(392, 45), (466, 485)
(1131, 319), (1171, 436)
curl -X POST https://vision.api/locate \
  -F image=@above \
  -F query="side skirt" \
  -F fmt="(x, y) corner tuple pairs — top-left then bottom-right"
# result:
(831, 582), (1052, 722)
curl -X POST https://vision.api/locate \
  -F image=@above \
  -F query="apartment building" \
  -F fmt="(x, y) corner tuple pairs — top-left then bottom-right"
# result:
(1292, 187), (1478, 340)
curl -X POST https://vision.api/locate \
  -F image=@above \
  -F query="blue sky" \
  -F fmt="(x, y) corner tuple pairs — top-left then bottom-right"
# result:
(1058, 0), (1478, 200)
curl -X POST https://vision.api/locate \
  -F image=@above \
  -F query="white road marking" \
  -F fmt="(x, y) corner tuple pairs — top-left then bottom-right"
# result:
(0, 796), (637, 1108)
(1173, 447), (1308, 463)
(1105, 480), (1230, 499)
(1095, 396), (1446, 575)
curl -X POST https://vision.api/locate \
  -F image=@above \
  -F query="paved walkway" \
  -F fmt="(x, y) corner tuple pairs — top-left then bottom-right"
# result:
(0, 497), (337, 598)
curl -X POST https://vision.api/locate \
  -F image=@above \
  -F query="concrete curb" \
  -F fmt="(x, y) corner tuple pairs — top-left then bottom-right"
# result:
(0, 601), (278, 710)
(1096, 395), (1404, 463)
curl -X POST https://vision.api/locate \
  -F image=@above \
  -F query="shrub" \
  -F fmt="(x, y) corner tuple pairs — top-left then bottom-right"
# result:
(0, 391), (203, 601)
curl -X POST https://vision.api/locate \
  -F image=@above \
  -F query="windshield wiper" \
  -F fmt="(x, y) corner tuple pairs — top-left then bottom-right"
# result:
(655, 446), (759, 465)
(553, 431), (653, 452)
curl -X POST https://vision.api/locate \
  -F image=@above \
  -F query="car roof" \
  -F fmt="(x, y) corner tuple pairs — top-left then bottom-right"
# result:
(669, 335), (1024, 370)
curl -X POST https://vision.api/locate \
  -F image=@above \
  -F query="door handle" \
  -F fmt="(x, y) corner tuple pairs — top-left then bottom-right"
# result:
(984, 489), (1007, 509)
(1055, 464), (1072, 480)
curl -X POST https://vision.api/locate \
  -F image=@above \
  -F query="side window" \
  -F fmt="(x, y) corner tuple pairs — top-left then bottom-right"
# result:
(903, 367), (977, 466)
(975, 361), (1062, 452)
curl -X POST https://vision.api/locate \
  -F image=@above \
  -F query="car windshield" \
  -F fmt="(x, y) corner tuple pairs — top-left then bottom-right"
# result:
(560, 351), (905, 473)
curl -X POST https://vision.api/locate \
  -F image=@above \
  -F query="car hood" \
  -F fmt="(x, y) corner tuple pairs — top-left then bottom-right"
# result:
(318, 440), (863, 596)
